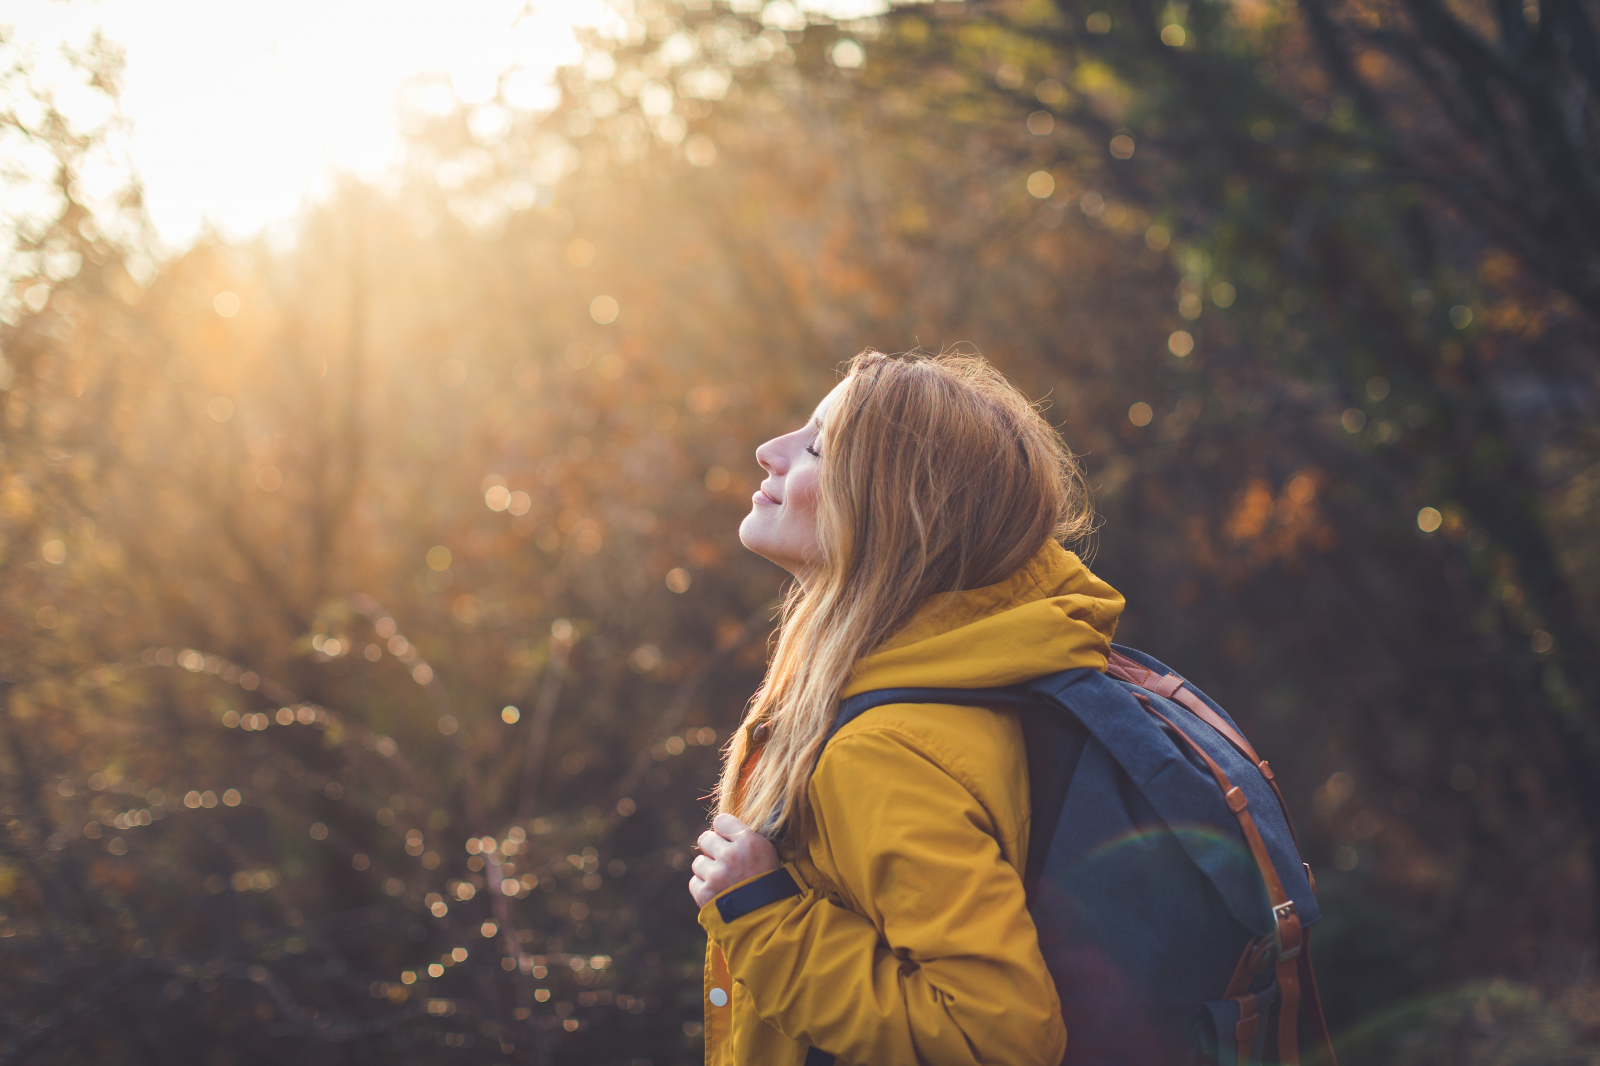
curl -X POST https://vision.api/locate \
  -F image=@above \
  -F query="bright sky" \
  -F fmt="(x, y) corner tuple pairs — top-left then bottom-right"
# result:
(8, 0), (889, 251)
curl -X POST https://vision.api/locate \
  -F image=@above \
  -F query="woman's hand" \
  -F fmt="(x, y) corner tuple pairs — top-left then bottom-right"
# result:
(689, 813), (779, 908)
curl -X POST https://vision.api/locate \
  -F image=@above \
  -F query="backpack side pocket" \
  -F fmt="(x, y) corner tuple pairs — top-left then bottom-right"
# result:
(1189, 983), (1275, 1066)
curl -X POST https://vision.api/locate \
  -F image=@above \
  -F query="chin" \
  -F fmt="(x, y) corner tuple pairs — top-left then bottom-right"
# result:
(739, 533), (784, 567)
(739, 513), (814, 578)
(737, 512), (763, 554)
(739, 528), (795, 574)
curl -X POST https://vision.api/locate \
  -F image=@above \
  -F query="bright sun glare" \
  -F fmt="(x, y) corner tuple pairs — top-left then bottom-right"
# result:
(8, 0), (615, 248)
(8, 0), (891, 250)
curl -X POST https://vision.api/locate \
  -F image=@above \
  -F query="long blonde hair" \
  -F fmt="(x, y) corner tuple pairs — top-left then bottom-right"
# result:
(717, 350), (1094, 846)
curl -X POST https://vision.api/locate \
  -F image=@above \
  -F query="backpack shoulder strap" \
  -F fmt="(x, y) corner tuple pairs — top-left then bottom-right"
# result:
(826, 681), (1089, 904)
(830, 684), (1038, 742)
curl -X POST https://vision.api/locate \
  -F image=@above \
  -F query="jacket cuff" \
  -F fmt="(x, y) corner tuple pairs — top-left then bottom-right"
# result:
(700, 862), (809, 935)
(714, 866), (801, 923)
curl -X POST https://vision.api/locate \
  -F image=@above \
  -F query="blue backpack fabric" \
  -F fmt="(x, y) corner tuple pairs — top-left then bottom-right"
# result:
(809, 644), (1336, 1066)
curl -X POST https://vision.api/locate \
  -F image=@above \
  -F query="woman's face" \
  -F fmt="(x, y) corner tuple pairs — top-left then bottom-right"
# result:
(739, 378), (848, 582)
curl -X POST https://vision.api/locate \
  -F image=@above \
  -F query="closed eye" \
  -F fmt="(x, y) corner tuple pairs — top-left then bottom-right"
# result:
(804, 440), (820, 458)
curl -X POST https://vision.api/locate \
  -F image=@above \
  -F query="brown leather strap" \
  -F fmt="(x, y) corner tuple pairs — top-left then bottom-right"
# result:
(1277, 942), (1302, 1064)
(1168, 685), (1260, 763)
(1109, 650), (1305, 850)
(1135, 695), (1304, 1065)
(1299, 932), (1339, 1065)
(1105, 650), (1169, 694)
(1135, 698), (1296, 916)
(1233, 987), (1261, 1060)
(1122, 658), (1339, 1064)
(1109, 654), (1262, 766)
(1222, 936), (1271, 1000)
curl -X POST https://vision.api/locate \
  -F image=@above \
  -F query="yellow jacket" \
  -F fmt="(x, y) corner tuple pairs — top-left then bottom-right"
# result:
(698, 541), (1125, 1066)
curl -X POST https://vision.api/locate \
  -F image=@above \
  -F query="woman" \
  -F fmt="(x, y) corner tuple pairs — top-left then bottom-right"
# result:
(688, 351), (1124, 1066)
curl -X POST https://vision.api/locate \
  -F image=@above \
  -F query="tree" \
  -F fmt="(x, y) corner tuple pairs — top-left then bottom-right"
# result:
(5, 0), (1598, 1061)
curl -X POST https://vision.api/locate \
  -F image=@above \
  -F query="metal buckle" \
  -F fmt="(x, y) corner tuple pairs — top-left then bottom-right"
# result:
(1273, 901), (1301, 961)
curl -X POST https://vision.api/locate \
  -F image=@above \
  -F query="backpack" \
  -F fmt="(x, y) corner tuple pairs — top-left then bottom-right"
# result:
(809, 643), (1338, 1066)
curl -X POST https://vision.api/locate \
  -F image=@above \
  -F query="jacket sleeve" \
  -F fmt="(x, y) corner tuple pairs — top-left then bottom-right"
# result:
(698, 725), (1066, 1066)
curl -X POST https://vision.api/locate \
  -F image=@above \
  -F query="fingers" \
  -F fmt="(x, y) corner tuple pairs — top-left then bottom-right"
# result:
(696, 829), (728, 859)
(688, 814), (777, 911)
(712, 812), (750, 839)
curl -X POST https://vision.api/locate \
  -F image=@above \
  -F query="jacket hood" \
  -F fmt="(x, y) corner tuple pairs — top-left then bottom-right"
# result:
(843, 540), (1125, 697)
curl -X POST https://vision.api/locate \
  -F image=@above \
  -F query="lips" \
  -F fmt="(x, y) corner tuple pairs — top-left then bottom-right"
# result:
(756, 485), (781, 505)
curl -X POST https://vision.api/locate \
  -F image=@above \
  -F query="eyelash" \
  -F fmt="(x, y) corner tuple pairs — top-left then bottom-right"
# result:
(805, 441), (821, 458)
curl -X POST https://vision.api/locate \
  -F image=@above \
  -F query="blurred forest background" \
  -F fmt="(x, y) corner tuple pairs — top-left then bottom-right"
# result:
(2, 0), (1599, 1062)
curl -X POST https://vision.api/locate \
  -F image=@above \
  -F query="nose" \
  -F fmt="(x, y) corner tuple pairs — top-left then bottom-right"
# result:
(755, 435), (785, 476)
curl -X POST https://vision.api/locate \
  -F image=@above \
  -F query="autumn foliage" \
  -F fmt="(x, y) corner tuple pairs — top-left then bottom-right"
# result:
(1, 0), (1598, 1063)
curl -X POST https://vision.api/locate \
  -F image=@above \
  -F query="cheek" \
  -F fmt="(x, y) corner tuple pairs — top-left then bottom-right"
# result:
(784, 470), (819, 524)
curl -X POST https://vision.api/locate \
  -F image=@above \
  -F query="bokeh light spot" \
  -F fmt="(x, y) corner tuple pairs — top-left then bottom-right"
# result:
(685, 134), (717, 167)
(438, 359), (467, 388)
(830, 39), (864, 68)
(566, 239), (595, 266)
